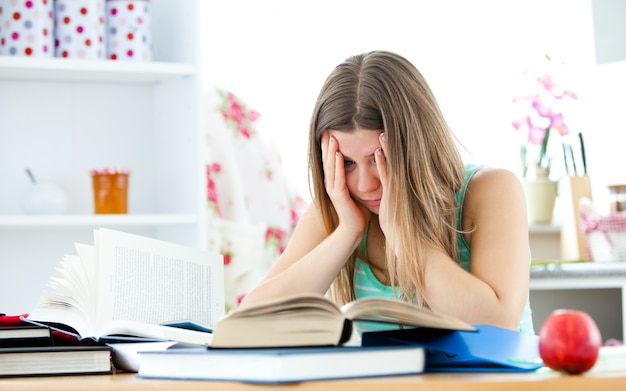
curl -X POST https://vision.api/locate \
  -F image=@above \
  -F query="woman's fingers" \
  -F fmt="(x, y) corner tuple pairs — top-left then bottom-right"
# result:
(376, 132), (389, 235)
(376, 132), (388, 187)
(333, 146), (346, 194)
(321, 132), (336, 189)
(321, 131), (370, 236)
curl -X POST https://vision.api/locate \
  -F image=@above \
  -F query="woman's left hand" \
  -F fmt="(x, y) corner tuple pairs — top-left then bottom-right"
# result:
(375, 132), (390, 236)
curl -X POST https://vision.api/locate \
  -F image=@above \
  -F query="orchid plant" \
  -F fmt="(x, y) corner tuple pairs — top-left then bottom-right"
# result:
(512, 56), (578, 179)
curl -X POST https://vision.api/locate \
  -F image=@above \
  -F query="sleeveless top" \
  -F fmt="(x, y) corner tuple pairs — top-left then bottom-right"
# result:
(353, 164), (535, 334)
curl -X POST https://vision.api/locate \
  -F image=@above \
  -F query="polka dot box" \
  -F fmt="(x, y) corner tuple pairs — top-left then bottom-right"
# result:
(0, 0), (54, 57)
(54, 0), (106, 59)
(105, 0), (151, 61)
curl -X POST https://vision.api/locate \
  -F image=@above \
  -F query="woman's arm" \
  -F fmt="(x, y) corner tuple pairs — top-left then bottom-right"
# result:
(238, 203), (361, 307)
(423, 168), (530, 329)
(241, 133), (371, 308)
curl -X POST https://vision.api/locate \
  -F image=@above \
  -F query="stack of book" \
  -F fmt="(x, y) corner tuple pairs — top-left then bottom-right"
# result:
(2, 228), (224, 377)
(0, 319), (113, 377)
(136, 295), (544, 383)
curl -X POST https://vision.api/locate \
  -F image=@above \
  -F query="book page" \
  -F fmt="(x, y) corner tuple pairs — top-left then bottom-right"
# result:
(95, 229), (224, 337)
(27, 252), (96, 337)
(73, 243), (98, 329)
(341, 297), (475, 331)
(211, 294), (347, 348)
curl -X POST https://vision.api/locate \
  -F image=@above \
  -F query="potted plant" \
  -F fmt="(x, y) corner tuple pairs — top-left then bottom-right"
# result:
(512, 55), (578, 223)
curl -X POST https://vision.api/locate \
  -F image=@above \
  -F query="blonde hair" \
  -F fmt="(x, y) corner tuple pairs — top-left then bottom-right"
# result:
(308, 51), (465, 307)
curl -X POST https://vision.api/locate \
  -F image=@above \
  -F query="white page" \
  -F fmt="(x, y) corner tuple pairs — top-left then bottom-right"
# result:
(73, 243), (98, 331)
(27, 252), (95, 337)
(95, 228), (224, 335)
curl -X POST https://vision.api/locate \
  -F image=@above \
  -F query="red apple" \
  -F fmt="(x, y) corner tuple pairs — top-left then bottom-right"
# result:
(538, 309), (602, 374)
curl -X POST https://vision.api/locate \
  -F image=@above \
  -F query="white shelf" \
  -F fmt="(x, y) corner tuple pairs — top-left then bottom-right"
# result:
(0, 214), (199, 228)
(0, 0), (205, 316)
(0, 57), (196, 84)
(529, 224), (561, 234)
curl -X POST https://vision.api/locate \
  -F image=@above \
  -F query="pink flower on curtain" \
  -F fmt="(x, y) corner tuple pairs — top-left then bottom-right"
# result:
(290, 195), (306, 229)
(264, 227), (287, 255)
(261, 160), (274, 181)
(222, 250), (233, 266)
(216, 89), (260, 139)
(206, 162), (222, 216)
(219, 238), (234, 266)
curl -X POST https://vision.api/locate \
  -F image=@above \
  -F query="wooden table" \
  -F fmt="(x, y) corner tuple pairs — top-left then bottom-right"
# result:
(1, 370), (626, 391)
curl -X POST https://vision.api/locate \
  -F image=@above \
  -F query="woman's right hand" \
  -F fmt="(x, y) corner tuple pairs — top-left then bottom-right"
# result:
(321, 131), (371, 238)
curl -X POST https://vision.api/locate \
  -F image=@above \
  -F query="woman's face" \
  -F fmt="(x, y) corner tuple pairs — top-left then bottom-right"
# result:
(327, 127), (383, 213)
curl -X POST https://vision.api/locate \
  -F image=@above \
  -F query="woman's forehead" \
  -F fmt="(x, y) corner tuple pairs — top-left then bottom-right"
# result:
(327, 128), (382, 157)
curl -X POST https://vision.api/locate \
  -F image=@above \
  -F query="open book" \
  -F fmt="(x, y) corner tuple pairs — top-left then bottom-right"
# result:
(26, 228), (224, 345)
(210, 294), (475, 348)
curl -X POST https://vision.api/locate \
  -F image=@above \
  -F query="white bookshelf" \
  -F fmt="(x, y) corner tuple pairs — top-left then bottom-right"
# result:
(0, 0), (205, 315)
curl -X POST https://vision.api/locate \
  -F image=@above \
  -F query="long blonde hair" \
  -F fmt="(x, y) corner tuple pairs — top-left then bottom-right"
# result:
(308, 51), (465, 307)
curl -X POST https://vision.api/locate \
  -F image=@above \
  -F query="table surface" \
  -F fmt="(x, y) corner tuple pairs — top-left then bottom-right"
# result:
(1, 370), (626, 391)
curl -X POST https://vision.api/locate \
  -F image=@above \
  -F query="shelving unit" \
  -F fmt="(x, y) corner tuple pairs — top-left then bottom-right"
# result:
(0, 0), (205, 315)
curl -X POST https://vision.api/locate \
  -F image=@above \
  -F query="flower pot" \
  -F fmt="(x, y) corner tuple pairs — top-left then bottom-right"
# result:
(523, 178), (558, 224)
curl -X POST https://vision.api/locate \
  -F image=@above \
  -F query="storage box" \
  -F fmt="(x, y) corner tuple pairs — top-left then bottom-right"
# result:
(580, 199), (626, 261)
(0, 0), (54, 57)
(105, 0), (151, 61)
(54, 0), (106, 59)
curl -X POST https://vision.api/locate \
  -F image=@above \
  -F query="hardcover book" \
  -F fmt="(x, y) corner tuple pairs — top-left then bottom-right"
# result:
(0, 345), (113, 377)
(211, 294), (475, 348)
(137, 345), (426, 383)
(0, 326), (52, 348)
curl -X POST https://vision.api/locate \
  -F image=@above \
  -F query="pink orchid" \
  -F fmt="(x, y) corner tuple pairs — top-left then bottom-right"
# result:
(512, 57), (577, 178)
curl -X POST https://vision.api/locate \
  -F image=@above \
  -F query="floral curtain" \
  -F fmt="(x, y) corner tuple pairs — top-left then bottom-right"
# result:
(203, 88), (307, 312)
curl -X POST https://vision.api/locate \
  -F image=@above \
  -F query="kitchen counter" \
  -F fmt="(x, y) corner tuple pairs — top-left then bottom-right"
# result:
(531, 261), (626, 278)
(529, 261), (626, 341)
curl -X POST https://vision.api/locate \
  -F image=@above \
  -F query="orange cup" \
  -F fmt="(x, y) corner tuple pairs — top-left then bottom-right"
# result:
(91, 173), (129, 214)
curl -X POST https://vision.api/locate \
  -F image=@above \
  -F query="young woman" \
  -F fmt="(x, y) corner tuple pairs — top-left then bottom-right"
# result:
(240, 50), (534, 333)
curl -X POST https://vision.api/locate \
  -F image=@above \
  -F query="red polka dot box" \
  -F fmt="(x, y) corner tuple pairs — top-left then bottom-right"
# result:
(0, 0), (54, 57)
(54, 0), (106, 59)
(105, 0), (151, 61)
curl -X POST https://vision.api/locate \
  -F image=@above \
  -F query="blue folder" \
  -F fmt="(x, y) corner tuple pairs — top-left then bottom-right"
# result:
(361, 324), (543, 372)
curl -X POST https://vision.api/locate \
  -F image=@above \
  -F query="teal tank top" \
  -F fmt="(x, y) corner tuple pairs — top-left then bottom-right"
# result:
(354, 164), (535, 334)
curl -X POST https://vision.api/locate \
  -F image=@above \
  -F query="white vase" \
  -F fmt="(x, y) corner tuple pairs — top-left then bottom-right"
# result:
(523, 178), (557, 224)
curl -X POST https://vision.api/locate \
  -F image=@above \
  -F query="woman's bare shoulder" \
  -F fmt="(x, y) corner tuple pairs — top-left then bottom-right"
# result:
(464, 167), (526, 216)
(467, 166), (522, 190)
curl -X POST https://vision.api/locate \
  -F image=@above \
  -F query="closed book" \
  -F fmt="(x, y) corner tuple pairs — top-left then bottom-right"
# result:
(0, 345), (113, 377)
(0, 326), (52, 348)
(137, 345), (425, 383)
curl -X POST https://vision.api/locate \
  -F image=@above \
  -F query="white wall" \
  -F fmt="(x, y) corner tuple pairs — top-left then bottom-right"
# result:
(200, 0), (626, 214)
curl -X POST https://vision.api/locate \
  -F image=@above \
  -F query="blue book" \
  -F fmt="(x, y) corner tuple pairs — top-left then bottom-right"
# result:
(137, 345), (426, 383)
(361, 324), (543, 372)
